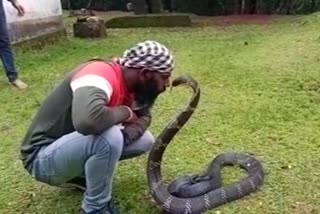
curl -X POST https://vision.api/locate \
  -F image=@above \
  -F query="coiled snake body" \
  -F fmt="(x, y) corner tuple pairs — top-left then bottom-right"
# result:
(147, 75), (265, 214)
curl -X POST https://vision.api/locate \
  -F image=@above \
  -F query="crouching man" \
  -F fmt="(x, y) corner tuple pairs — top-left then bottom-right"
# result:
(20, 40), (174, 214)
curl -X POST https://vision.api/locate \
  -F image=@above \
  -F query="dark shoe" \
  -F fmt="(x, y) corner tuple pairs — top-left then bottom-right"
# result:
(81, 200), (120, 214)
(104, 200), (120, 214)
(58, 177), (86, 191)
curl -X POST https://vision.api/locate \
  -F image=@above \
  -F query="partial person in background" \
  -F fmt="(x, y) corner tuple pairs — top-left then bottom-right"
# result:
(0, 0), (27, 89)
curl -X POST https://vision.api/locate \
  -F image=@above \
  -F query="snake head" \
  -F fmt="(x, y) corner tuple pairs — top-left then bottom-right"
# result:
(171, 75), (199, 93)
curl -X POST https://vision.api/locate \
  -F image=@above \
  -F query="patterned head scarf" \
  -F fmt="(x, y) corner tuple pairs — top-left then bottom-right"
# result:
(119, 40), (174, 73)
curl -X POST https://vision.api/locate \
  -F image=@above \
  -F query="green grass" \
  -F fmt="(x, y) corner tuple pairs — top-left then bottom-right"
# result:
(1, 13), (320, 214)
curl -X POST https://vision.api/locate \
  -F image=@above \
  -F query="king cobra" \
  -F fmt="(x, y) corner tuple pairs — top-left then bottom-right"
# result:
(146, 75), (265, 214)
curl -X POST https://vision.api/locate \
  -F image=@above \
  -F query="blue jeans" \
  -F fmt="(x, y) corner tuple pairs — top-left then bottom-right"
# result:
(30, 125), (154, 213)
(0, 0), (18, 82)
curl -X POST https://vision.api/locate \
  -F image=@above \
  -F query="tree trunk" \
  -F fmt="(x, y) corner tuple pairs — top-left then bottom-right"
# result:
(86, 0), (93, 9)
(234, 0), (240, 14)
(241, 0), (246, 14)
(311, 0), (316, 12)
(149, 0), (163, 13)
(67, 0), (71, 10)
(249, 0), (257, 14)
(132, 0), (149, 14)
(145, 0), (152, 13)
(285, 0), (292, 14)
(276, 0), (286, 13)
(217, 0), (226, 15)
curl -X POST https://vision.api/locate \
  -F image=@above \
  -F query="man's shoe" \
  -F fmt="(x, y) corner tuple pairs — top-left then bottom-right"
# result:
(58, 177), (86, 191)
(104, 200), (120, 214)
(11, 79), (28, 89)
(81, 200), (120, 214)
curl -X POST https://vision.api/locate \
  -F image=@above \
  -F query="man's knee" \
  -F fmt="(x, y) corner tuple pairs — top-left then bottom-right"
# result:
(139, 130), (154, 153)
(97, 125), (124, 157)
(127, 130), (154, 153)
(120, 130), (154, 160)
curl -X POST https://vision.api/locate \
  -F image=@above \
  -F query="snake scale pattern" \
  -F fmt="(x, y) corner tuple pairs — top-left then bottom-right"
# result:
(146, 75), (265, 214)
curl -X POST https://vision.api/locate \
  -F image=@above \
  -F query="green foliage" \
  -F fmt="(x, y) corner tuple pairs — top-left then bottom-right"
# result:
(62, 0), (320, 15)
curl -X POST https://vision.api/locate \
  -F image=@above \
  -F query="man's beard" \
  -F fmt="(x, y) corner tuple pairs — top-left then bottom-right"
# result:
(134, 81), (161, 109)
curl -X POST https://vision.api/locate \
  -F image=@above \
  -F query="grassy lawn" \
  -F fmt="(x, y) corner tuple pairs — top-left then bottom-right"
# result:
(0, 12), (320, 214)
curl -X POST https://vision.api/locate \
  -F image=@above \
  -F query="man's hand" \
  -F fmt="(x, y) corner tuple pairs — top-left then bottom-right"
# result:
(121, 110), (152, 146)
(10, 0), (25, 16)
(123, 106), (138, 124)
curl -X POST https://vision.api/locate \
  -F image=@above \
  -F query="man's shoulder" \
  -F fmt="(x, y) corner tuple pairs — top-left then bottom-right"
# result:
(72, 60), (119, 80)
(69, 59), (122, 99)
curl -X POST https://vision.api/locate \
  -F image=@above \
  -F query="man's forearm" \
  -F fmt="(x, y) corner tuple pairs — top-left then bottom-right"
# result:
(72, 86), (131, 135)
(122, 113), (152, 145)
